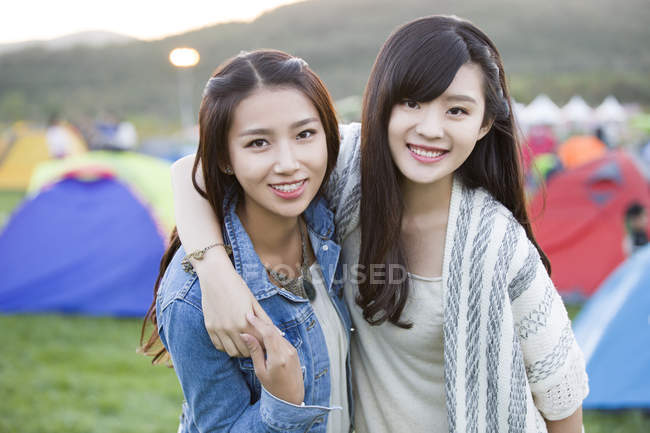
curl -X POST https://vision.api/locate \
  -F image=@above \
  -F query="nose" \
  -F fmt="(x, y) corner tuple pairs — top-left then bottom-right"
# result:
(273, 140), (300, 174)
(414, 104), (444, 140)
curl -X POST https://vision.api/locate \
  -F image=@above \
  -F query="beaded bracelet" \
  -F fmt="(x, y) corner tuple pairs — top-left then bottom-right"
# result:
(181, 242), (232, 273)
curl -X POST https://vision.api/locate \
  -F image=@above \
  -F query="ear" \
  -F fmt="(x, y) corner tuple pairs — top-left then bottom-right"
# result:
(477, 119), (494, 141)
(218, 159), (233, 174)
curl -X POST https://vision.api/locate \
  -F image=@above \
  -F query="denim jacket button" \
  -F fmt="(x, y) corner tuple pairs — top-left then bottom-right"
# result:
(322, 245), (328, 251)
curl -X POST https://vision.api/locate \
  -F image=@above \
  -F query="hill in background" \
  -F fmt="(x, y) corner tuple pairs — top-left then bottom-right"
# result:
(0, 31), (138, 56)
(1, 0), (648, 124)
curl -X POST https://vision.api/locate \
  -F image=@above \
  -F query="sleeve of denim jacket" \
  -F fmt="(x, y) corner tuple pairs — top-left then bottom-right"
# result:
(159, 295), (331, 432)
(323, 122), (362, 242)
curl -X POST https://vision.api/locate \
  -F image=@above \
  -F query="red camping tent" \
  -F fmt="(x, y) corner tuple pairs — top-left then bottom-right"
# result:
(529, 151), (650, 299)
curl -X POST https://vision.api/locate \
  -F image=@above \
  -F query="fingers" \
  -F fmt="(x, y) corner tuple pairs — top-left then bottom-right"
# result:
(208, 330), (248, 357)
(246, 311), (283, 356)
(251, 303), (285, 338)
(241, 333), (266, 377)
(219, 333), (243, 358)
(230, 331), (251, 358)
(207, 333), (225, 352)
(253, 301), (274, 327)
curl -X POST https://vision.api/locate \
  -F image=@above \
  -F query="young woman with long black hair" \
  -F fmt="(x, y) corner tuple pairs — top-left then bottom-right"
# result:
(170, 16), (588, 433)
(141, 50), (353, 433)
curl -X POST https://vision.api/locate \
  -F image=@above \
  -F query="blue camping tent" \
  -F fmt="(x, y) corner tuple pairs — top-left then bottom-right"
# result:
(0, 152), (173, 317)
(573, 244), (650, 408)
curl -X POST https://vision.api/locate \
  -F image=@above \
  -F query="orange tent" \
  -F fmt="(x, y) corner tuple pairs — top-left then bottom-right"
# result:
(557, 135), (607, 169)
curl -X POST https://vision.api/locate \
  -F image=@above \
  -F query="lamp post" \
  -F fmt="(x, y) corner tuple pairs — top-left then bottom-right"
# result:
(169, 47), (200, 133)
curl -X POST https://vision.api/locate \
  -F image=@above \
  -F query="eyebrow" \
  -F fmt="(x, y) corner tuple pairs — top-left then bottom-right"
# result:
(238, 117), (319, 137)
(443, 94), (478, 104)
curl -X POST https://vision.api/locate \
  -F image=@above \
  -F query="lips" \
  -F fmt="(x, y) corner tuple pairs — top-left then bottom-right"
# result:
(406, 143), (449, 163)
(269, 179), (306, 193)
(407, 143), (448, 158)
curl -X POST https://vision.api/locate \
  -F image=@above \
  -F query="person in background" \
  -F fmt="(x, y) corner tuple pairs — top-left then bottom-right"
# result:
(624, 202), (648, 255)
(45, 113), (73, 158)
(114, 119), (138, 150)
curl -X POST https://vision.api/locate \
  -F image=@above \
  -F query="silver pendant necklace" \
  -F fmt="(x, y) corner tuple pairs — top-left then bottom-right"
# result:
(265, 220), (316, 301)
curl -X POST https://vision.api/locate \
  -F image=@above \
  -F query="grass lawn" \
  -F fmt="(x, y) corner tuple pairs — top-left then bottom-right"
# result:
(1, 314), (649, 432)
(0, 315), (183, 433)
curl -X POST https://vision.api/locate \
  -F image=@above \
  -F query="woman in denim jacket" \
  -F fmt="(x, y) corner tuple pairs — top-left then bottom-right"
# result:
(141, 50), (352, 433)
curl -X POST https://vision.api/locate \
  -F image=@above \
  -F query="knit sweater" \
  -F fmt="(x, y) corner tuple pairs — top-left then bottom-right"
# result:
(325, 123), (589, 433)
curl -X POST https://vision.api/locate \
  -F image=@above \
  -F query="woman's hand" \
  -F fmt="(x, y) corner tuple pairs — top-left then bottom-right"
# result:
(241, 311), (305, 406)
(545, 407), (583, 433)
(170, 154), (278, 357)
(197, 252), (275, 357)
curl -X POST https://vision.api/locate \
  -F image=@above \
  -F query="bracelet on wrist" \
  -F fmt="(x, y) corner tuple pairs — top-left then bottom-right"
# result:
(181, 242), (232, 273)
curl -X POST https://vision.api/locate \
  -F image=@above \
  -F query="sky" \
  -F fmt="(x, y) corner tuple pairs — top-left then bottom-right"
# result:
(0, 0), (305, 44)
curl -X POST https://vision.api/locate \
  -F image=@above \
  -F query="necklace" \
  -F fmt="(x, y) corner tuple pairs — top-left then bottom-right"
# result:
(265, 220), (316, 301)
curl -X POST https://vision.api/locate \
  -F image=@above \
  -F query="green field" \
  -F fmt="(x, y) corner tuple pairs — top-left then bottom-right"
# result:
(0, 314), (648, 433)
(0, 315), (182, 433)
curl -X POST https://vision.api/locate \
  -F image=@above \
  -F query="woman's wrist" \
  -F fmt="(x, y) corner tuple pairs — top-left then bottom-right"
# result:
(191, 246), (234, 275)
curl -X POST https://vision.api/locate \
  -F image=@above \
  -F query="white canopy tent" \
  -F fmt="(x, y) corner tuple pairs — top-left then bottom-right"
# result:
(562, 95), (594, 124)
(521, 94), (562, 126)
(595, 96), (626, 123)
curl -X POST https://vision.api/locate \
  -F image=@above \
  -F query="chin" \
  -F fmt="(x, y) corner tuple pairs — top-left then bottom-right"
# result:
(399, 157), (457, 184)
(397, 165), (436, 184)
(269, 198), (313, 218)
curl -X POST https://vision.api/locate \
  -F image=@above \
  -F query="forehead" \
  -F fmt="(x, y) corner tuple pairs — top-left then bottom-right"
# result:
(230, 86), (318, 131)
(441, 62), (485, 103)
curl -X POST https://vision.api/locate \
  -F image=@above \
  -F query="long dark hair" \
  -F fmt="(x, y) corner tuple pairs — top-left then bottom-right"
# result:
(140, 50), (340, 363)
(358, 15), (551, 328)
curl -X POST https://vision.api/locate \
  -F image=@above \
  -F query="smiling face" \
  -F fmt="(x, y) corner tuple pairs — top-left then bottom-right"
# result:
(226, 86), (328, 219)
(387, 62), (492, 186)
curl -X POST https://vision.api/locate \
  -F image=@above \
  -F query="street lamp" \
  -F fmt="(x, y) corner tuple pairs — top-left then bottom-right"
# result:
(169, 47), (200, 133)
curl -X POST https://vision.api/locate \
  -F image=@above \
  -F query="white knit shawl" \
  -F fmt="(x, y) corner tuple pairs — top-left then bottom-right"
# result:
(326, 123), (589, 433)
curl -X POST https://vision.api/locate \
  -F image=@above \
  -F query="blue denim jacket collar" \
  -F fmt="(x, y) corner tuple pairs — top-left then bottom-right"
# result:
(222, 187), (340, 302)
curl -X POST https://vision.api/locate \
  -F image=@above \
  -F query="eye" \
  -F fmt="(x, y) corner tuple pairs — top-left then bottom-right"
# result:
(296, 129), (316, 140)
(402, 99), (420, 109)
(448, 107), (469, 116)
(246, 139), (268, 148)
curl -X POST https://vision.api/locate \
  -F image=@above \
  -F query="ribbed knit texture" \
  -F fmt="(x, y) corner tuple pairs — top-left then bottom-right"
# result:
(325, 123), (589, 432)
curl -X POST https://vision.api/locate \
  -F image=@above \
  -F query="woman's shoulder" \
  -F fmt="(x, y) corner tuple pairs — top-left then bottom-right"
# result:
(456, 184), (531, 261)
(466, 186), (544, 279)
(459, 184), (520, 228)
(157, 246), (203, 314)
(339, 122), (361, 140)
(337, 122), (362, 166)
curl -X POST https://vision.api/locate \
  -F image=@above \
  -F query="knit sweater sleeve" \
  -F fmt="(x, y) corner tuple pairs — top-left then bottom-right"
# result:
(324, 122), (362, 242)
(507, 220), (589, 421)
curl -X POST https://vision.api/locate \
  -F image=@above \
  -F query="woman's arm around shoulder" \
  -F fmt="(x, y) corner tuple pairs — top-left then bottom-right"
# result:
(170, 155), (273, 357)
(323, 122), (362, 241)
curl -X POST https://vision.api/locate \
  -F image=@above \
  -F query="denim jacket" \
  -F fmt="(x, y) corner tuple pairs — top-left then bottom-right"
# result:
(156, 189), (353, 433)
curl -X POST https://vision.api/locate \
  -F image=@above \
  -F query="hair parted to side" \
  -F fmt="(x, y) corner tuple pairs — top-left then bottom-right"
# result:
(358, 15), (551, 328)
(140, 50), (340, 363)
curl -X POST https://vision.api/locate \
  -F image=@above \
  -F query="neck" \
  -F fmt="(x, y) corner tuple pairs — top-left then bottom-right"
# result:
(401, 173), (453, 221)
(237, 198), (300, 258)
